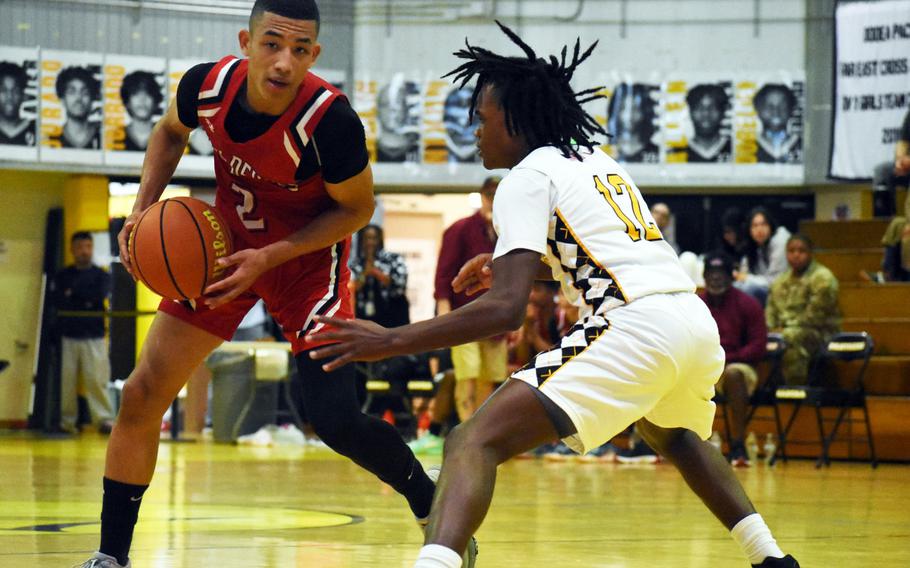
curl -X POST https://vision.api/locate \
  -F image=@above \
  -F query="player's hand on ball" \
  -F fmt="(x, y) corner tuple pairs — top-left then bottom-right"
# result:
(118, 209), (145, 279)
(307, 317), (397, 372)
(452, 253), (493, 296)
(204, 248), (269, 309)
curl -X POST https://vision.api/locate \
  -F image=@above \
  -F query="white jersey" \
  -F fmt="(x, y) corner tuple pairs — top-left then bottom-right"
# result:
(492, 146), (695, 318)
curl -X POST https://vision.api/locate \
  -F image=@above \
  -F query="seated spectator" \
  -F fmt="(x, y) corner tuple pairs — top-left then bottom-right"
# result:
(872, 108), (909, 217)
(351, 224), (410, 328)
(650, 202), (680, 253)
(698, 253), (767, 467)
(766, 234), (840, 385)
(880, 215), (910, 282)
(718, 207), (746, 260)
(408, 349), (456, 456)
(507, 282), (560, 374)
(735, 206), (791, 306)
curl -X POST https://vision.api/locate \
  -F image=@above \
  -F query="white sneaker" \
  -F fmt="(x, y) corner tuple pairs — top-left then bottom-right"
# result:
(273, 423), (306, 446)
(76, 551), (131, 568)
(419, 466), (478, 568)
(236, 426), (273, 447)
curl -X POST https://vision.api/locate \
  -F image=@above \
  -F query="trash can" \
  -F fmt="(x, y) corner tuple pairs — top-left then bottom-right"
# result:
(209, 350), (278, 443)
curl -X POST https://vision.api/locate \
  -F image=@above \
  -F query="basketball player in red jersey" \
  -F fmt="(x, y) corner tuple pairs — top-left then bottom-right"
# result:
(79, 2), (441, 567)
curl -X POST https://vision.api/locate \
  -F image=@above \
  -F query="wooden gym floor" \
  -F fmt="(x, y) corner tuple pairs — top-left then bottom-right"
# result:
(1, 432), (907, 567)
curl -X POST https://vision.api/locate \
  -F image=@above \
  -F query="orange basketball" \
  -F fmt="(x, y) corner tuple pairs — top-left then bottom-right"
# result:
(128, 196), (233, 301)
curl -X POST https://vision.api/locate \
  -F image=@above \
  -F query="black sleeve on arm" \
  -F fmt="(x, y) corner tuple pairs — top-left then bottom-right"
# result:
(175, 62), (216, 130)
(313, 98), (370, 184)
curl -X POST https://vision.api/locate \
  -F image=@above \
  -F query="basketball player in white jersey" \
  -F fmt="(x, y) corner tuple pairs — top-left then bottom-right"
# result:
(310, 22), (800, 568)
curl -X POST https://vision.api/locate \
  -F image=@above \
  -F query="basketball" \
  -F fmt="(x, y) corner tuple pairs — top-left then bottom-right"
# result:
(128, 196), (233, 301)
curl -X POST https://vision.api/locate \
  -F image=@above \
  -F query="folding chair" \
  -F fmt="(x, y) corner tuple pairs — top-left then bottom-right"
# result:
(716, 333), (787, 449)
(773, 332), (877, 468)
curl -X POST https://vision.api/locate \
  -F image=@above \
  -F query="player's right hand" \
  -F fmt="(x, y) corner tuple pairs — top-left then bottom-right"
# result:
(117, 210), (144, 279)
(452, 253), (493, 296)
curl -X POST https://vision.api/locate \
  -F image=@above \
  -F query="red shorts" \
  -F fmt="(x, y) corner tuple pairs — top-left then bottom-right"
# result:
(159, 240), (352, 354)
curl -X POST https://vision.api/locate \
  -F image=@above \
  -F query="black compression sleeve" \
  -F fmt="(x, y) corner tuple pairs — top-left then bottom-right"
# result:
(175, 62), (215, 129)
(313, 99), (370, 184)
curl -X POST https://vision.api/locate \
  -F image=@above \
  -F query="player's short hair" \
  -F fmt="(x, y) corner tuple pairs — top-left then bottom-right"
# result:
(754, 84), (796, 112)
(120, 71), (163, 113)
(787, 233), (814, 251)
(0, 61), (28, 91)
(55, 66), (100, 100)
(250, 0), (320, 35)
(71, 231), (93, 243)
(686, 84), (729, 111)
(443, 21), (606, 160)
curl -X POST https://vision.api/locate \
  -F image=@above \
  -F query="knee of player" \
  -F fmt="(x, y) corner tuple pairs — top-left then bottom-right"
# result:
(118, 378), (163, 424)
(308, 412), (356, 451)
(443, 422), (502, 462)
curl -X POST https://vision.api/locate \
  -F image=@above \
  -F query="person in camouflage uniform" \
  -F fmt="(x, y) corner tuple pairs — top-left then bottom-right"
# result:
(766, 234), (840, 385)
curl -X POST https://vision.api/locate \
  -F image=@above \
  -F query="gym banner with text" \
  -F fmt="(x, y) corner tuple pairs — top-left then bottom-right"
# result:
(830, 0), (910, 181)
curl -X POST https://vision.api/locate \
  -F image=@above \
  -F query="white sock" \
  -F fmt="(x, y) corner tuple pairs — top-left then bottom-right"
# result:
(731, 513), (785, 565)
(413, 544), (462, 568)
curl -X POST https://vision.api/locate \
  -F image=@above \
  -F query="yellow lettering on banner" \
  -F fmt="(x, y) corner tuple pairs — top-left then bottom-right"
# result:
(734, 81), (758, 163)
(665, 101), (685, 112)
(667, 81), (687, 93)
(41, 124), (62, 147)
(103, 65), (127, 150)
(41, 107), (61, 119)
(666, 152), (687, 163)
(42, 60), (61, 72)
(666, 136), (688, 149)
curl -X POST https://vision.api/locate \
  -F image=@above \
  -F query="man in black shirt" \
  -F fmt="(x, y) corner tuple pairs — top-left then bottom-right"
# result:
(52, 231), (113, 434)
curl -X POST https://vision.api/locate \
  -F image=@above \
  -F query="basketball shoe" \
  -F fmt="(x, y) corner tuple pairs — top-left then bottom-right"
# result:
(77, 551), (130, 567)
(753, 554), (799, 567)
(417, 466), (478, 568)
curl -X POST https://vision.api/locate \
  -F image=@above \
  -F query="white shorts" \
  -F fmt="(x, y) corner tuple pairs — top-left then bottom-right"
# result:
(512, 292), (725, 454)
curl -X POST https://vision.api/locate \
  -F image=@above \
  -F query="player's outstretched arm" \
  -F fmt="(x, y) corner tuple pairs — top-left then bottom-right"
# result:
(309, 248), (541, 371)
(118, 102), (193, 277)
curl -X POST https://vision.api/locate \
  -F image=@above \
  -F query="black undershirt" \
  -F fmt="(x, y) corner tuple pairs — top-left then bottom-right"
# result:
(176, 62), (368, 183)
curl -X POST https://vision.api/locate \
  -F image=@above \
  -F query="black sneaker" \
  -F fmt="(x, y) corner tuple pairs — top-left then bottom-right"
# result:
(728, 443), (751, 468)
(752, 554), (799, 567)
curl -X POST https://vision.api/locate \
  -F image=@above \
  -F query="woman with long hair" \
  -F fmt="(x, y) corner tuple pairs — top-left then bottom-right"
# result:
(735, 207), (791, 305)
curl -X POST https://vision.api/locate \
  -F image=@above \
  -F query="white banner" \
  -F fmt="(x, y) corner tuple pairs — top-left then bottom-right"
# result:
(39, 50), (104, 164)
(831, 0), (910, 180)
(103, 54), (167, 167)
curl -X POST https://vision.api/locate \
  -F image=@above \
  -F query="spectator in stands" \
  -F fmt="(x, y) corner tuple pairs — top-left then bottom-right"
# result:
(52, 231), (114, 434)
(698, 252), (767, 467)
(507, 282), (560, 374)
(766, 234), (840, 385)
(735, 206), (791, 306)
(718, 207), (746, 260)
(650, 202), (680, 253)
(434, 176), (507, 421)
(408, 349), (456, 456)
(872, 108), (910, 217)
(351, 224), (410, 328)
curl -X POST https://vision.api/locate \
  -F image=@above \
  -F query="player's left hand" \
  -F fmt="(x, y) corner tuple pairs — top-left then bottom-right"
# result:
(307, 317), (397, 372)
(203, 249), (269, 309)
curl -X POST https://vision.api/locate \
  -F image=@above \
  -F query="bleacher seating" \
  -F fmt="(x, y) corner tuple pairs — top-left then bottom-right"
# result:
(769, 219), (910, 462)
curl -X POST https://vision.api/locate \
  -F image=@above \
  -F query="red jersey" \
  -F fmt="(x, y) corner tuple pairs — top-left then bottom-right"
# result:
(159, 56), (356, 352)
(196, 56), (344, 251)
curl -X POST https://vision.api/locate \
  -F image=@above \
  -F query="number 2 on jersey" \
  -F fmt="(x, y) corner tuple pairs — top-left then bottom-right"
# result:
(594, 174), (662, 242)
(230, 183), (265, 231)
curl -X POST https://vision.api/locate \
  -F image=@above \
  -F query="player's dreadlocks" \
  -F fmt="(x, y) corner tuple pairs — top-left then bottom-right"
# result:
(443, 20), (606, 160)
